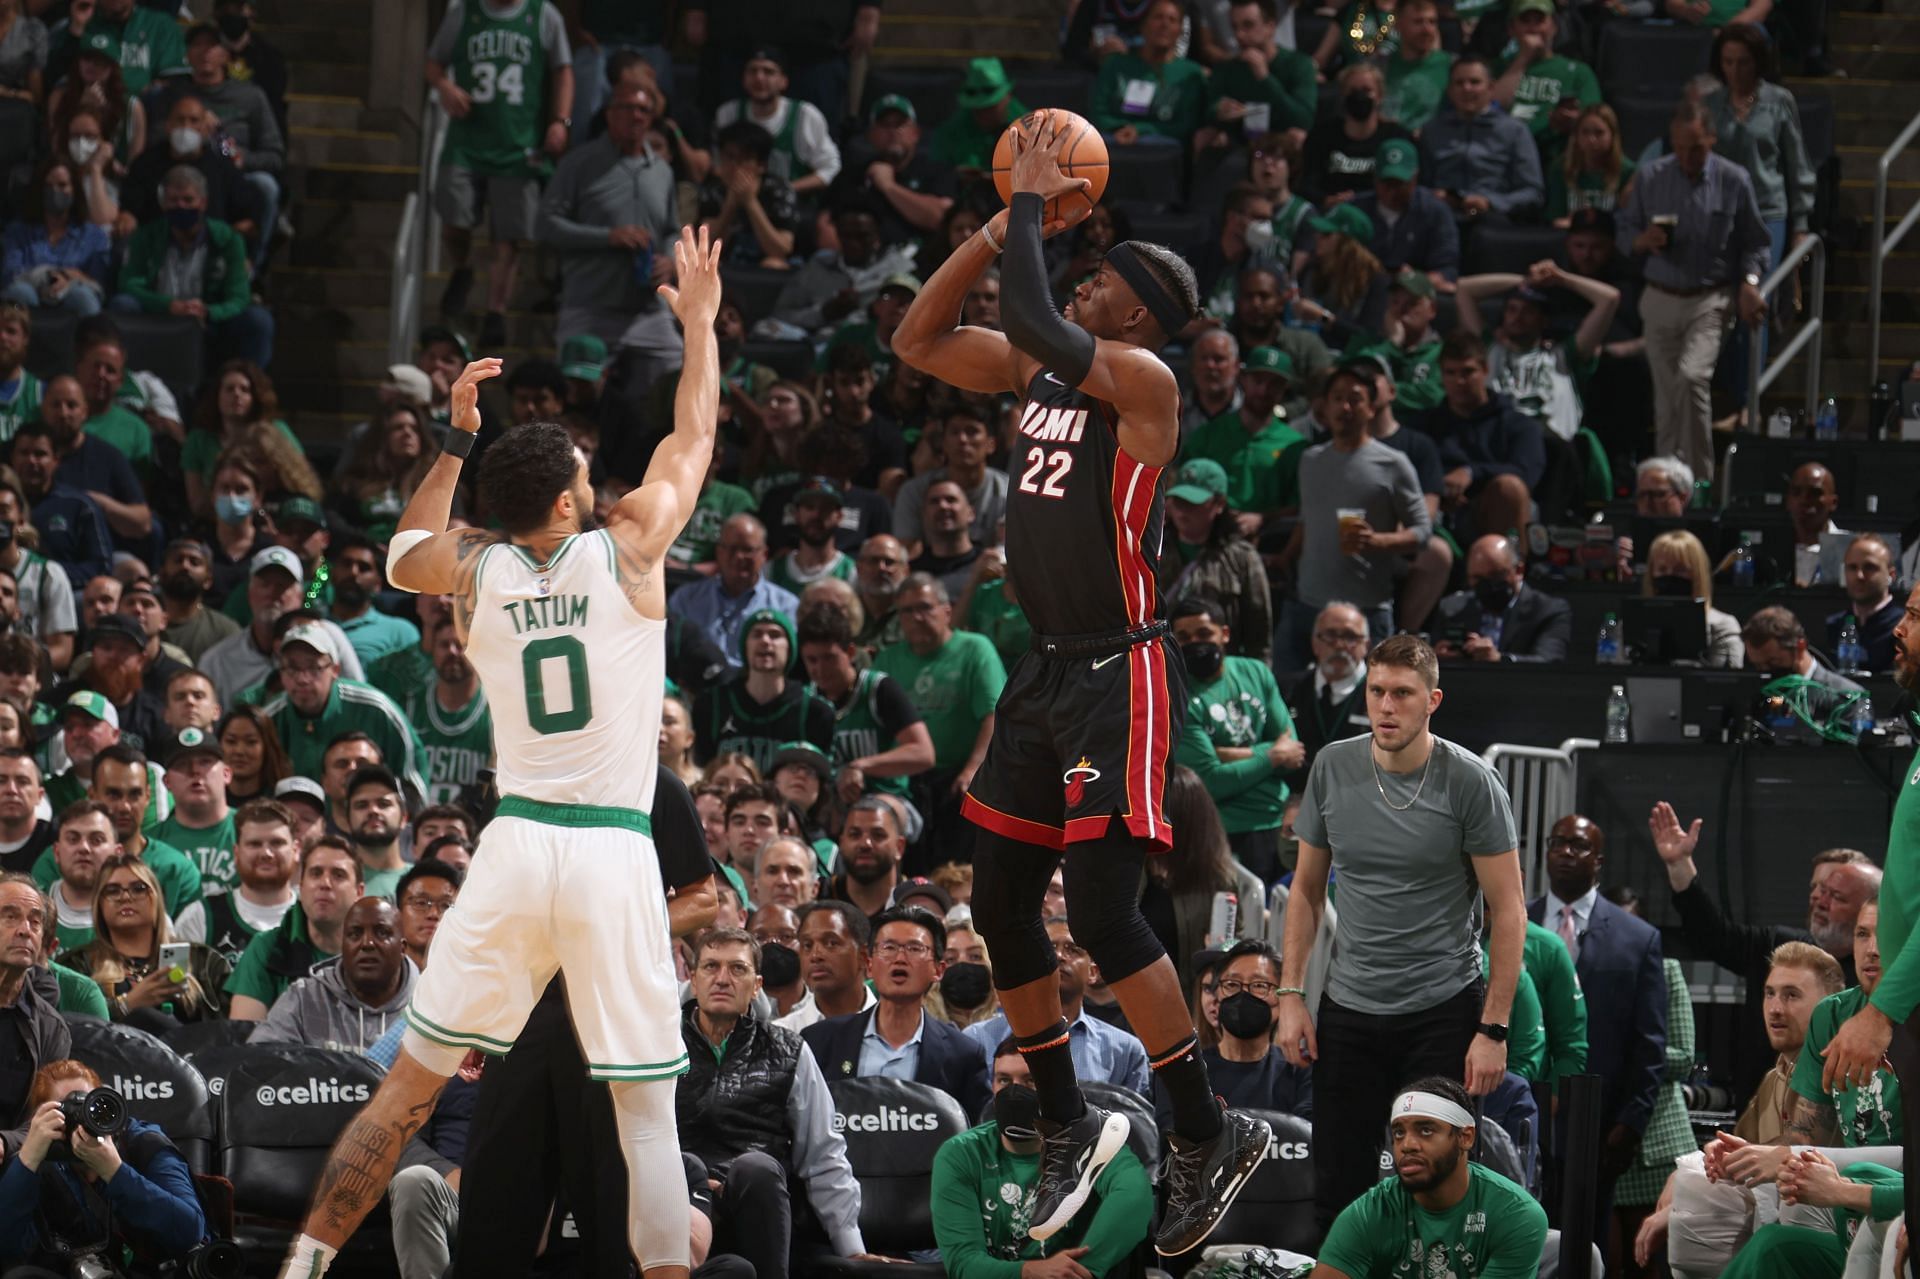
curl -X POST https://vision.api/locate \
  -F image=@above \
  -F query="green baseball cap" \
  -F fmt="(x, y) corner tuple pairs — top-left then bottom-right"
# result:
(870, 93), (917, 124)
(277, 496), (326, 530)
(560, 334), (607, 381)
(63, 690), (118, 729)
(1167, 459), (1229, 505)
(1511, 0), (1556, 16)
(1308, 203), (1375, 243)
(955, 58), (1015, 110)
(1391, 267), (1436, 300)
(1376, 138), (1419, 183)
(1243, 346), (1296, 380)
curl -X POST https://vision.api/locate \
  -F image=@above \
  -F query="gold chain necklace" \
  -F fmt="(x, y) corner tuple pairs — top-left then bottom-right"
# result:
(1371, 744), (1433, 811)
(1349, 6), (1397, 55)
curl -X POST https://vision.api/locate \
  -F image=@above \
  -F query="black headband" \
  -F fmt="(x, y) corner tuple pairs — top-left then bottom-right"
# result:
(1105, 242), (1189, 339)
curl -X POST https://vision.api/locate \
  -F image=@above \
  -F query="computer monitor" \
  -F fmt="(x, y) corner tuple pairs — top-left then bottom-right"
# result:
(1621, 598), (1710, 666)
(1681, 671), (1769, 742)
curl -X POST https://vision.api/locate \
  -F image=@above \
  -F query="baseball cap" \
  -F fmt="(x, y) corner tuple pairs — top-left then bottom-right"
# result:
(165, 726), (223, 769)
(1243, 346), (1296, 380)
(877, 273), (922, 300)
(382, 364), (433, 405)
(1510, 0), (1555, 16)
(62, 690), (119, 730)
(1340, 344), (1397, 390)
(1192, 947), (1234, 980)
(88, 612), (146, 650)
(1308, 203), (1375, 243)
(184, 20), (221, 45)
(1167, 459), (1229, 505)
(1513, 284), (1553, 308)
(122, 578), (160, 605)
(418, 324), (472, 361)
(870, 93), (917, 124)
(794, 476), (845, 508)
(1376, 138), (1419, 183)
(274, 776), (326, 811)
(892, 877), (955, 916)
(745, 44), (788, 72)
(280, 623), (340, 665)
(770, 741), (833, 783)
(277, 496), (326, 530)
(249, 545), (302, 581)
(1391, 267), (1437, 300)
(559, 334), (607, 382)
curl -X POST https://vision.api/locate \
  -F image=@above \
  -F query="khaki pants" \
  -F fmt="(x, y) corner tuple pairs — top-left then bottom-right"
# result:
(1640, 284), (1733, 481)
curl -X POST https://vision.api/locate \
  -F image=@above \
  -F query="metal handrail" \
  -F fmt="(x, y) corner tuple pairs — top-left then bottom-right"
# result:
(1745, 232), (1826, 418)
(386, 92), (450, 367)
(1870, 109), (1920, 381)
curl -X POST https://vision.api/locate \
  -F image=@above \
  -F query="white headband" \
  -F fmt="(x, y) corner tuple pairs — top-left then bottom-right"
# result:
(1392, 1091), (1475, 1130)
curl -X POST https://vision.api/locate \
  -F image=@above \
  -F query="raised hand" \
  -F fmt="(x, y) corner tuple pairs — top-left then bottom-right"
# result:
(449, 358), (504, 436)
(1009, 113), (1095, 206)
(1648, 801), (1701, 865)
(657, 224), (723, 328)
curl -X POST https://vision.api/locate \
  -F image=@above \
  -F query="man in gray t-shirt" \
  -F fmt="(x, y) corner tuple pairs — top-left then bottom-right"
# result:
(1274, 633), (1526, 1229)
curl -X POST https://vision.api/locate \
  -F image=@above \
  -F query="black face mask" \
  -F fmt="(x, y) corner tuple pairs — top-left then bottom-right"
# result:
(1181, 641), (1225, 682)
(1651, 574), (1695, 599)
(1218, 991), (1275, 1040)
(217, 12), (250, 40)
(1344, 90), (1376, 121)
(940, 961), (992, 1010)
(992, 1084), (1041, 1141)
(1471, 576), (1514, 613)
(760, 942), (800, 987)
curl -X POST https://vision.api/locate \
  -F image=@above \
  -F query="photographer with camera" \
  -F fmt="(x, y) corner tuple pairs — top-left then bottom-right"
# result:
(0, 1060), (208, 1277)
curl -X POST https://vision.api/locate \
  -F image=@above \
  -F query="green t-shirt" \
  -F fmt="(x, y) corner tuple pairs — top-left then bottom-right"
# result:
(872, 632), (1006, 770)
(50, 961), (109, 1019)
(670, 481), (758, 568)
(364, 865), (403, 901)
(33, 835), (202, 918)
(1183, 410), (1304, 515)
(1793, 985), (1904, 1146)
(60, 8), (188, 94)
(1174, 655), (1293, 835)
(1547, 156), (1637, 221)
(1384, 49), (1455, 131)
(1089, 53), (1209, 141)
(152, 812), (239, 893)
(1320, 1165), (1547, 1279)
(0, 372), (42, 444)
(767, 550), (855, 598)
(930, 97), (1028, 171)
(1486, 948), (1546, 1083)
(225, 903), (332, 1008)
(1522, 920), (1587, 1084)
(818, 668), (915, 798)
(403, 684), (495, 806)
(1207, 46), (1318, 135)
(1495, 52), (1601, 140)
(180, 419), (301, 481)
(366, 645), (435, 707)
(1387, 336), (1445, 413)
(964, 578), (1031, 673)
(85, 405), (154, 473)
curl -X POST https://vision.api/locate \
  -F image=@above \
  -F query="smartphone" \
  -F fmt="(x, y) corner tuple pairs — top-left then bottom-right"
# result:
(157, 942), (190, 976)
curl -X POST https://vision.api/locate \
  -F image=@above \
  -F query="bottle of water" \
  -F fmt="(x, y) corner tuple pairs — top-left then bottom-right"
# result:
(1851, 693), (1876, 742)
(1596, 612), (1623, 665)
(1836, 613), (1868, 675)
(1815, 396), (1840, 442)
(1606, 684), (1632, 744)
(1731, 533), (1756, 588)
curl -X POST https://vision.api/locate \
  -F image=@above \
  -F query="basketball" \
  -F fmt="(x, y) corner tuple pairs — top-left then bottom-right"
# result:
(991, 109), (1108, 228)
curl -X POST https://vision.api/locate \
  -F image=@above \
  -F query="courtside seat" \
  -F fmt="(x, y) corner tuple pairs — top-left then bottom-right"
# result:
(813, 1076), (968, 1276)
(68, 1019), (216, 1177)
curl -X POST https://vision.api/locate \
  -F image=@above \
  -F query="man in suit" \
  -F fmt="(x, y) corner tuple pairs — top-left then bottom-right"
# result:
(1529, 813), (1665, 1249)
(803, 905), (991, 1119)
(1278, 601), (1373, 801)
(1432, 534), (1571, 663)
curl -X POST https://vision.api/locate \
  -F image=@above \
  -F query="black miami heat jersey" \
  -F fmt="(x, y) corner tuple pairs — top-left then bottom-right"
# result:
(1005, 368), (1169, 637)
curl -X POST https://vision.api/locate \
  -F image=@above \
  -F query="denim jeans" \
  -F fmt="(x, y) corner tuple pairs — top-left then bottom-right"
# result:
(0, 279), (100, 314)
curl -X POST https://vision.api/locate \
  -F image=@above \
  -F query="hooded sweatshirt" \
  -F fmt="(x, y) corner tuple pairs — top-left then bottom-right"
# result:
(1415, 392), (1547, 492)
(690, 609), (834, 771)
(1418, 100), (1545, 219)
(248, 956), (418, 1054)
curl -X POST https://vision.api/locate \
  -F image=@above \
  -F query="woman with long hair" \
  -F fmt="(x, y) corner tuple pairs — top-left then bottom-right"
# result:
(1150, 767), (1265, 990)
(71, 855), (228, 1028)
(701, 752), (762, 794)
(1295, 207), (1389, 346)
(1644, 529), (1743, 668)
(331, 401), (442, 546)
(184, 363), (320, 516)
(658, 695), (701, 787)
(928, 919), (1001, 1029)
(1162, 479), (1273, 663)
(217, 705), (291, 804)
(741, 381), (818, 504)
(1708, 23), (1813, 273)
(1551, 104), (1636, 224)
(46, 103), (121, 228)
(2, 161), (109, 313)
(201, 451), (272, 607)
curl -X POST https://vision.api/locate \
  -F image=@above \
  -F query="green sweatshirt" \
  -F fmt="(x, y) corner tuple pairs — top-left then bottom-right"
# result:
(1793, 986), (1903, 1146)
(1871, 748), (1920, 1023)
(1522, 920), (1588, 1084)
(50, 962), (109, 1019)
(1175, 654), (1294, 835)
(1485, 948), (1547, 1082)
(259, 677), (429, 804)
(1207, 46), (1319, 134)
(116, 219), (254, 324)
(931, 1123), (1154, 1279)
(1090, 53), (1209, 142)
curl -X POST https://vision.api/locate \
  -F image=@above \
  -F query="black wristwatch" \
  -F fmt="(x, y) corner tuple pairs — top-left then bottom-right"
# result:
(1476, 1022), (1509, 1043)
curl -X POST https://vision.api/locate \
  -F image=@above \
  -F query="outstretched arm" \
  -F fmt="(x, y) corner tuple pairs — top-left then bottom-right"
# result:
(389, 359), (506, 597)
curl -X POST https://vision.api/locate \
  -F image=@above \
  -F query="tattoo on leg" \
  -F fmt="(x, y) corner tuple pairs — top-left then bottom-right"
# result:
(311, 1084), (445, 1239)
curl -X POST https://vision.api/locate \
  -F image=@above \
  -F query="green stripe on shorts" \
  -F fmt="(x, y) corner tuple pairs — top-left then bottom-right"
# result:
(407, 1008), (517, 1053)
(588, 1053), (691, 1082)
(495, 795), (653, 835)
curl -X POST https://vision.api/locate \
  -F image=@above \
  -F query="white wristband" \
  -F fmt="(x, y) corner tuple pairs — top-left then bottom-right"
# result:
(386, 528), (434, 593)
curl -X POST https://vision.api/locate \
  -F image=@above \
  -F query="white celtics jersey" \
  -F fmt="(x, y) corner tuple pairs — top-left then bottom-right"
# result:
(464, 530), (662, 812)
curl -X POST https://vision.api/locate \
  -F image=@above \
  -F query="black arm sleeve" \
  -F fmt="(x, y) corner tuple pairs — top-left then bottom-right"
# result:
(1671, 879), (1808, 981)
(1001, 193), (1097, 388)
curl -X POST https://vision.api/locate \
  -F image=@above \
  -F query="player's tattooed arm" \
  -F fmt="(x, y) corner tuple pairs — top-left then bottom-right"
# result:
(609, 530), (657, 613)
(1779, 1093), (1839, 1146)
(446, 528), (500, 639)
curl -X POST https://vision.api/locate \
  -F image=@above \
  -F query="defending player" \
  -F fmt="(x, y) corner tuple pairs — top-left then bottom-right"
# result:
(893, 119), (1271, 1257)
(278, 226), (725, 1279)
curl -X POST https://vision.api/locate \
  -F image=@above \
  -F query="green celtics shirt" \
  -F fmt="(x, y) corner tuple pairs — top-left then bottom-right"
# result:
(817, 668), (922, 798)
(1387, 336), (1445, 413)
(670, 481), (757, 568)
(261, 677), (429, 802)
(1522, 920), (1587, 1084)
(1183, 410), (1304, 517)
(58, 8), (188, 94)
(1320, 1165), (1547, 1279)
(964, 578), (1031, 672)
(34, 835), (202, 918)
(1174, 654), (1294, 835)
(366, 644), (434, 707)
(85, 405), (155, 473)
(1495, 51), (1601, 139)
(436, 0), (561, 178)
(1207, 46), (1319, 135)
(0, 371), (42, 443)
(153, 811), (238, 893)
(1485, 948), (1547, 1083)
(872, 632), (1006, 770)
(1384, 49), (1455, 131)
(1793, 985), (1903, 1146)
(1872, 749), (1920, 1022)
(404, 684), (495, 807)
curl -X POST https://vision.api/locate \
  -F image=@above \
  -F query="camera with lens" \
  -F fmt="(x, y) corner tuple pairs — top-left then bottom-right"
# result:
(182, 1240), (245, 1278)
(50, 1087), (127, 1161)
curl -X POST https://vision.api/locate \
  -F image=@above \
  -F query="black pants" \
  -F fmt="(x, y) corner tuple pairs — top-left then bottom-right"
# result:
(1227, 828), (1283, 887)
(710, 1151), (793, 1279)
(1311, 981), (1483, 1232)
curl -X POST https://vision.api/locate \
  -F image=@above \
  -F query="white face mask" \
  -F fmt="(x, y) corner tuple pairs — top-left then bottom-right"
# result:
(67, 137), (100, 166)
(170, 127), (204, 156)
(1244, 218), (1276, 253)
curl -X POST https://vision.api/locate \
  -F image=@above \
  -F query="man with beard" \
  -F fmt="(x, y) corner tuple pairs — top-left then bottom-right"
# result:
(155, 727), (238, 890)
(33, 744), (200, 917)
(199, 547), (356, 705)
(767, 480), (855, 597)
(1310, 1077), (1546, 1279)
(260, 623), (427, 803)
(402, 617), (493, 808)
(227, 835), (362, 1018)
(797, 610), (932, 807)
(822, 797), (904, 929)
(326, 536), (419, 669)
(394, 859), (461, 973)
(830, 95), (955, 251)
(50, 363), (152, 549)
(908, 482), (985, 603)
(692, 610), (832, 772)
(54, 612), (169, 755)
(9, 418), (111, 589)
(103, 580), (194, 690)
(253, 897), (418, 1052)
(158, 539), (238, 663)
(0, 752), (50, 875)
(173, 798), (299, 967)
(317, 735), (382, 838)
(1227, 266), (1330, 417)
(853, 534), (909, 653)
(342, 765), (409, 901)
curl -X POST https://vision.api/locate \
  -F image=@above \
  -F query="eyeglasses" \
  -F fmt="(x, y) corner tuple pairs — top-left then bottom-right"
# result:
(100, 882), (152, 902)
(1217, 977), (1279, 999)
(401, 894), (456, 914)
(873, 940), (933, 960)
(281, 661), (332, 680)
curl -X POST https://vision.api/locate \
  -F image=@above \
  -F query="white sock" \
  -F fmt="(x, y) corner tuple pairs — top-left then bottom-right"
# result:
(281, 1233), (338, 1279)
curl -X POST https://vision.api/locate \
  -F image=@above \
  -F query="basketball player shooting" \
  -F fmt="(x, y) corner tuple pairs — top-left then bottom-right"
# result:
(893, 117), (1272, 1257)
(278, 226), (727, 1279)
